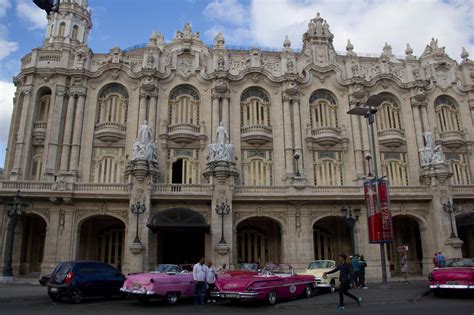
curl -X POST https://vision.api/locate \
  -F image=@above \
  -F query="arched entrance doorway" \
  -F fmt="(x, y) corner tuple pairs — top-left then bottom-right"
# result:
(236, 217), (282, 265)
(17, 214), (47, 275)
(388, 215), (423, 276)
(77, 215), (125, 269)
(313, 216), (351, 261)
(148, 208), (209, 264)
(456, 212), (474, 258)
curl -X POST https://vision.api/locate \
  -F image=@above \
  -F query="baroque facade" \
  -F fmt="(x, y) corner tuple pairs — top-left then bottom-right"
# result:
(1, 0), (474, 278)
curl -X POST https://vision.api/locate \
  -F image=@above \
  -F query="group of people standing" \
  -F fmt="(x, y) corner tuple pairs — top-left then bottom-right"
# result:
(350, 254), (368, 289)
(192, 257), (224, 305)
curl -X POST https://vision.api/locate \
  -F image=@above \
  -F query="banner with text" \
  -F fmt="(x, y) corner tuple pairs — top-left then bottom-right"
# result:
(364, 179), (394, 243)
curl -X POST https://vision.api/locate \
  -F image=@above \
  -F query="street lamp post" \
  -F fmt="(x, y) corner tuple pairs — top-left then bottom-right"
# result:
(365, 152), (373, 178)
(215, 199), (231, 245)
(293, 152), (301, 177)
(2, 190), (28, 279)
(442, 201), (458, 239)
(341, 207), (361, 254)
(130, 201), (146, 244)
(347, 94), (390, 288)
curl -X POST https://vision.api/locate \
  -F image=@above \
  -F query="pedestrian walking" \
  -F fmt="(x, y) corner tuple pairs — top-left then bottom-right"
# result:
(193, 257), (208, 305)
(436, 251), (446, 268)
(324, 253), (362, 310)
(351, 255), (360, 288)
(400, 253), (409, 284)
(358, 255), (368, 288)
(432, 252), (438, 268)
(206, 260), (217, 303)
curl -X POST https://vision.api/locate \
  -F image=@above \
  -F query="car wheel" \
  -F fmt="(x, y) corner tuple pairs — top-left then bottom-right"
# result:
(68, 289), (84, 304)
(165, 292), (179, 305)
(48, 291), (62, 302)
(137, 296), (150, 304)
(303, 285), (312, 298)
(267, 290), (277, 305)
(330, 281), (336, 293)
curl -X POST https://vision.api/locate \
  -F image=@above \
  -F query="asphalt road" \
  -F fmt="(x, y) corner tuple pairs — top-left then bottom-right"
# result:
(0, 291), (472, 315)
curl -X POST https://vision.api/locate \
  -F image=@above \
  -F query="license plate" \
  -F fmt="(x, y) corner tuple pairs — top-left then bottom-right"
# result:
(225, 293), (239, 298)
(50, 288), (58, 293)
(132, 283), (141, 289)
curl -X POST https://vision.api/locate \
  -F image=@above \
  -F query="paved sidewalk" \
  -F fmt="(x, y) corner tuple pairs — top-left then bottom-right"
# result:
(0, 282), (46, 302)
(277, 280), (429, 309)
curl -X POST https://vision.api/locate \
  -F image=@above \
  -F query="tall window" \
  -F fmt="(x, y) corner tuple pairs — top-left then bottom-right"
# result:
(309, 90), (338, 129)
(313, 151), (343, 185)
(435, 95), (460, 132)
(240, 87), (271, 128)
(242, 150), (273, 185)
(37, 94), (51, 122)
(447, 153), (470, 185)
(168, 85), (200, 126)
(381, 152), (408, 186)
(31, 146), (44, 181)
(376, 93), (402, 130)
(72, 25), (79, 41)
(58, 22), (66, 37)
(91, 148), (126, 184)
(166, 149), (200, 184)
(96, 84), (129, 126)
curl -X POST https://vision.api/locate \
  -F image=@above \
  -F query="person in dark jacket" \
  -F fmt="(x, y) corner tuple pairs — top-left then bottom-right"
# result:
(324, 253), (362, 310)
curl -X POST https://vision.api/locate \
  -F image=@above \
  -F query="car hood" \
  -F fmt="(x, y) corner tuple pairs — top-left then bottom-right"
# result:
(432, 267), (474, 281)
(302, 268), (335, 277)
(124, 272), (192, 286)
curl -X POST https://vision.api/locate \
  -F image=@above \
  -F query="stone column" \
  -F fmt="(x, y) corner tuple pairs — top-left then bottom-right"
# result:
(70, 91), (86, 176)
(411, 104), (424, 150)
(138, 93), (148, 131)
(292, 98), (303, 172)
(420, 105), (431, 132)
(59, 93), (76, 173)
(44, 86), (67, 180)
(41, 209), (60, 273)
(148, 94), (158, 140)
(11, 88), (32, 179)
(212, 96), (220, 141)
(282, 95), (294, 177)
(350, 114), (364, 179)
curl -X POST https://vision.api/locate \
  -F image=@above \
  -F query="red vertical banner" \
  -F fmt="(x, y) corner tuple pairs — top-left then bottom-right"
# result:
(364, 179), (394, 243)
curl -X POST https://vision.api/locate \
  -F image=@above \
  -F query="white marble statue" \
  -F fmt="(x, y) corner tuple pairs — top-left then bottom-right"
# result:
(419, 131), (444, 166)
(131, 120), (157, 161)
(216, 121), (228, 146)
(207, 123), (234, 162)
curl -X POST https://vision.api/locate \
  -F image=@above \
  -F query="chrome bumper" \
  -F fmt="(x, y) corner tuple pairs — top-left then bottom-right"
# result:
(211, 291), (259, 299)
(120, 287), (156, 295)
(430, 284), (474, 289)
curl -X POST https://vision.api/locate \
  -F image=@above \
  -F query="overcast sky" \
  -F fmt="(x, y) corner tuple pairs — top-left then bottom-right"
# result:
(0, 0), (473, 168)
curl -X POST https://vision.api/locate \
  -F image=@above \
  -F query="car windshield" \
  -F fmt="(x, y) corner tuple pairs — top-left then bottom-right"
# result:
(238, 263), (258, 271)
(444, 258), (474, 268)
(156, 264), (179, 273)
(263, 264), (293, 275)
(308, 261), (335, 269)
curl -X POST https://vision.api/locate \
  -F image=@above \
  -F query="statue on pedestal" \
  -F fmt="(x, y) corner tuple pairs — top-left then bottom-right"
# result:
(207, 122), (235, 162)
(420, 131), (445, 166)
(131, 120), (157, 161)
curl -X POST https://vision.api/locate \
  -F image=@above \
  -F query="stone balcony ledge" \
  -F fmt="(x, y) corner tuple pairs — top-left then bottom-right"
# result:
(377, 128), (406, 148)
(167, 123), (202, 143)
(437, 130), (465, 149)
(94, 121), (127, 143)
(240, 125), (273, 144)
(32, 121), (48, 144)
(306, 127), (342, 147)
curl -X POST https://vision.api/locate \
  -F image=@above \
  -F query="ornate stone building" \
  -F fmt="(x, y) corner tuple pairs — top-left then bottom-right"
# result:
(1, 1), (473, 278)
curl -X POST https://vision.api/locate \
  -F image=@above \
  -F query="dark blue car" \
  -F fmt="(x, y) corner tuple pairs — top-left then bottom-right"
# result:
(47, 261), (125, 303)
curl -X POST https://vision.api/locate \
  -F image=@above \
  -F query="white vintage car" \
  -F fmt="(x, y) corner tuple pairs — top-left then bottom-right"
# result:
(301, 260), (340, 293)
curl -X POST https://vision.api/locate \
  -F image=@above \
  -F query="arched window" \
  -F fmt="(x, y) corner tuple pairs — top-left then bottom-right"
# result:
(240, 87), (271, 128)
(72, 25), (79, 41)
(381, 152), (408, 186)
(58, 22), (66, 37)
(96, 84), (129, 126)
(313, 151), (343, 185)
(30, 146), (44, 181)
(309, 90), (338, 129)
(435, 95), (460, 132)
(91, 148), (126, 183)
(168, 85), (200, 126)
(376, 93), (402, 130)
(242, 150), (273, 186)
(447, 153), (470, 185)
(37, 94), (51, 122)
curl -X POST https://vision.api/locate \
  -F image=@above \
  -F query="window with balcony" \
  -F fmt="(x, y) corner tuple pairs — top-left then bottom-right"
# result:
(30, 146), (44, 181)
(58, 22), (66, 37)
(313, 151), (343, 185)
(166, 149), (200, 184)
(309, 90), (338, 129)
(447, 153), (470, 185)
(169, 85), (200, 127)
(381, 152), (408, 186)
(242, 150), (273, 186)
(376, 93), (402, 131)
(435, 95), (460, 132)
(72, 25), (79, 41)
(240, 87), (271, 128)
(37, 95), (51, 122)
(97, 84), (129, 125)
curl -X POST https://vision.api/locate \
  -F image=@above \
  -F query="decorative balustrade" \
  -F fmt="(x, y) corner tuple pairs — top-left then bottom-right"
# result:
(0, 181), (54, 191)
(74, 183), (129, 192)
(377, 128), (406, 148)
(94, 121), (127, 142)
(240, 125), (273, 134)
(38, 54), (61, 62)
(240, 125), (273, 144)
(451, 185), (474, 195)
(309, 186), (361, 194)
(167, 123), (201, 143)
(94, 121), (127, 131)
(234, 186), (287, 194)
(437, 130), (465, 149)
(168, 123), (200, 133)
(306, 126), (343, 147)
(153, 184), (212, 194)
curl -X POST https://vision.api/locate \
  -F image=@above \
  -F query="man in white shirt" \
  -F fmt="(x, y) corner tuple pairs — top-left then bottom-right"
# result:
(206, 260), (218, 303)
(193, 257), (208, 305)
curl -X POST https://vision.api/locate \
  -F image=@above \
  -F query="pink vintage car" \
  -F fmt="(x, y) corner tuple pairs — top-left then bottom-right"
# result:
(429, 258), (474, 296)
(120, 264), (194, 305)
(212, 264), (316, 305)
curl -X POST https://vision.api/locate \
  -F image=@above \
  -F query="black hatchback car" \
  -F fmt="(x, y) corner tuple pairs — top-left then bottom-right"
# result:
(47, 261), (125, 303)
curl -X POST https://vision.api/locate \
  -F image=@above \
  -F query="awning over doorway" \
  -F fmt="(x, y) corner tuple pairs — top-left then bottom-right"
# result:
(147, 208), (210, 232)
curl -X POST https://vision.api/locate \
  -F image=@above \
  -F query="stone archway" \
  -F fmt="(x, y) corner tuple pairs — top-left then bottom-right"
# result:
(236, 217), (282, 265)
(313, 216), (351, 261)
(456, 212), (474, 258)
(16, 214), (47, 275)
(77, 215), (126, 269)
(388, 215), (424, 276)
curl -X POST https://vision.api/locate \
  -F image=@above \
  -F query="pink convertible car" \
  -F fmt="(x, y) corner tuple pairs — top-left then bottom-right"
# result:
(120, 264), (194, 305)
(212, 264), (316, 305)
(429, 258), (474, 296)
